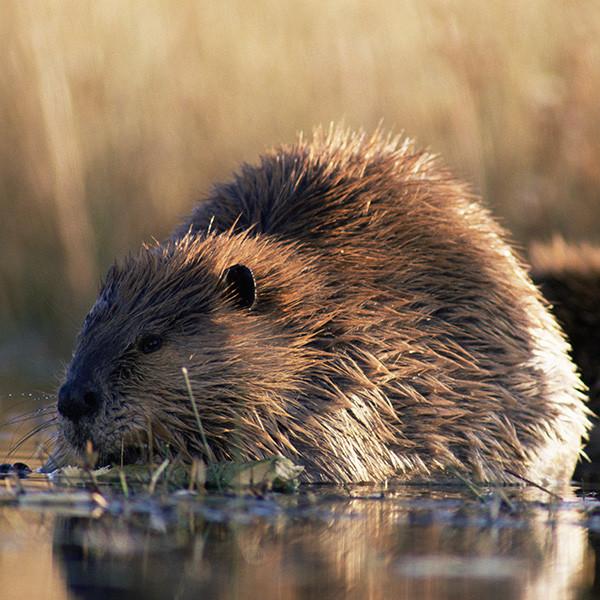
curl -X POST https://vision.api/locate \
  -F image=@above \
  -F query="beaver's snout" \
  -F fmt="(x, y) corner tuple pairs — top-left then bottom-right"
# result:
(57, 379), (102, 422)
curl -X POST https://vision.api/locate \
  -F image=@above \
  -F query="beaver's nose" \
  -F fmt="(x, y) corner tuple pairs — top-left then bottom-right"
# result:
(57, 380), (101, 421)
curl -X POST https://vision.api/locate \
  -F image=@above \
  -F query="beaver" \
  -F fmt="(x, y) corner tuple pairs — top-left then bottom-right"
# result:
(47, 128), (589, 484)
(530, 237), (600, 479)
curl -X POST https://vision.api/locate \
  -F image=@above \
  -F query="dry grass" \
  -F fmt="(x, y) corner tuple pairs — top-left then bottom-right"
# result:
(1, 0), (600, 365)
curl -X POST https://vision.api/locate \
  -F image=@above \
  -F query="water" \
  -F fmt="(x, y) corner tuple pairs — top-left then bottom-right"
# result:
(2, 386), (600, 600)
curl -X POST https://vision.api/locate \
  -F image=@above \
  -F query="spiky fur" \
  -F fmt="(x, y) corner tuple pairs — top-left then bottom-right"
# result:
(49, 128), (589, 483)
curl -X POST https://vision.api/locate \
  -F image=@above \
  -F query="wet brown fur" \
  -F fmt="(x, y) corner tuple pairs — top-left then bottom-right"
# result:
(49, 128), (589, 483)
(530, 237), (600, 478)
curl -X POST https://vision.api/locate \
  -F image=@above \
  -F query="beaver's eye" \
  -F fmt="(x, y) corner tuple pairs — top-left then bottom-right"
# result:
(138, 334), (163, 354)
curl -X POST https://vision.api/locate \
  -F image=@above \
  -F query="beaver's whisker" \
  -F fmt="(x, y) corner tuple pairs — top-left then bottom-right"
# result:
(7, 419), (58, 457)
(0, 404), (56, 429)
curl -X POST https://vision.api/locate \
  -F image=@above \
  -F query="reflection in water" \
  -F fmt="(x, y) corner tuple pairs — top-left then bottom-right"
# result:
(42, 490), (594, 600)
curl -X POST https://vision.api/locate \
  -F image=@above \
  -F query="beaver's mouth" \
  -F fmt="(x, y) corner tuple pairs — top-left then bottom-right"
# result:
(56, 410), (200, 470)
(92, 428), (159, 468)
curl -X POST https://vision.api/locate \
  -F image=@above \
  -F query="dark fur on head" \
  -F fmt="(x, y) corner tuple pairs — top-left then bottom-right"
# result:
(48, 128), (589, 483)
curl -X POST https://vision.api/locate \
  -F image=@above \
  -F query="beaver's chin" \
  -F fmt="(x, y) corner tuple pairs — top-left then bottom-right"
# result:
(57, 418), (153, 469)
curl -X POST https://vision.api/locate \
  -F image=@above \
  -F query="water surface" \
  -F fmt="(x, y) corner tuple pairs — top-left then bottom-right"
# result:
(1, 385), (599, 600)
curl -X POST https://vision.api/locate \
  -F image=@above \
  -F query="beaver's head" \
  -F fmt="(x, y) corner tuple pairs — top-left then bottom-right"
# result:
(51, 232), (327, 468)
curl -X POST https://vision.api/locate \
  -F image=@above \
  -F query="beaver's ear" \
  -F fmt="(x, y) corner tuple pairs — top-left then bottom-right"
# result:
(223, 264), (256, 309)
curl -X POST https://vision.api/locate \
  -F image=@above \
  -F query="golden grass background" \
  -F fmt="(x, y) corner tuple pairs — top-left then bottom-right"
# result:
(1, 0), (600, 375)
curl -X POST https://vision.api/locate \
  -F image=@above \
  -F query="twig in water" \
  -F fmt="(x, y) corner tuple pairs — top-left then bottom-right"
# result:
(119, 469), (129, 498)
(504, 468), (563, 501)
(148, 459), (170, 494)
(450, 468), (487, 501)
